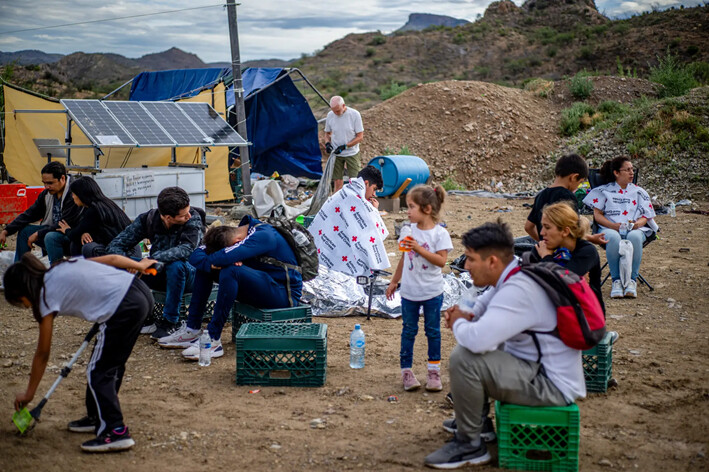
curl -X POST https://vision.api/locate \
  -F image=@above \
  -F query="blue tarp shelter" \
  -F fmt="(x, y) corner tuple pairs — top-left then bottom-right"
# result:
(129, 67), (323, 179)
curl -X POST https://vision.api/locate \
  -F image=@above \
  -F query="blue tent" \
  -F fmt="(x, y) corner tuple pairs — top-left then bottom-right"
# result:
(129, 68), (323, 179)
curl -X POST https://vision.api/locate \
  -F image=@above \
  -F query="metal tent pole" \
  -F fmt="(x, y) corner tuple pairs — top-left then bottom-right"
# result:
(225, 0), (252, 205)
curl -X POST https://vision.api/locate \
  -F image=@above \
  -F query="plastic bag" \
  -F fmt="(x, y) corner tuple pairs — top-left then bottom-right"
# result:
(618, 240), (633, 289)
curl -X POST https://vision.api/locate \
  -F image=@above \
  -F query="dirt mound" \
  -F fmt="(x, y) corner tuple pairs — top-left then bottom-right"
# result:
(360, 80), (560, 192)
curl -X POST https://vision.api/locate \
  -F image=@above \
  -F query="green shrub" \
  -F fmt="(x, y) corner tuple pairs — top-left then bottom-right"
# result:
(686, 45), (699, 56)
(441, 176), (465, 191)
(365, 47), (375, 57)
(535, 26), (557, 45)
(560, 102), (596, 136)
(688, 61), (709, 84)
(369, 34), (386, 46)
(554, 32), (575, 44)
(578, 46), (593, 60)
(380, 81), (408, 101)
(577, 142), (592, 156)
(649, 50), (698, 97)
(597, 100), (627, 115)
(546, 46), (558, 58)
(569, 72), (594, 100)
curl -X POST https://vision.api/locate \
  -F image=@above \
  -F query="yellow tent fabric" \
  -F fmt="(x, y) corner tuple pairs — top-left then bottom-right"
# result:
(2, 84), (234, 202)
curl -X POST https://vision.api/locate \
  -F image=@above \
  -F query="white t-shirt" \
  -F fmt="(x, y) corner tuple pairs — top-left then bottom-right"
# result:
(583, 182), (657, 236)
(324, 107), (364, 157)
(398, 223), (453, 301)
(39, 258), (136, 323)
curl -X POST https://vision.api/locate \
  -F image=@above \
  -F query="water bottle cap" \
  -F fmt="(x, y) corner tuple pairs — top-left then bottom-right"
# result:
(355, 324), (361, 330)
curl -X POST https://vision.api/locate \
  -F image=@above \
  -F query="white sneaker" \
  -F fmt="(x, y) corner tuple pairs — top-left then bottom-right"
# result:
(158, 322), (201, 349)
(624, 280), (637, 298)
(140, 323), (157, 335)
(610, 280), (624, 298)
(182, 338), (224, 361)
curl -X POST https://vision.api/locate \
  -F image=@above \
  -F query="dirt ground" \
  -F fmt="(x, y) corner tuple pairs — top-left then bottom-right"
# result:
(0, 195), (707, 472)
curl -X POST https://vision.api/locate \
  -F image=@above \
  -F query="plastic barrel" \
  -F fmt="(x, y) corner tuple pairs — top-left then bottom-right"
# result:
(367, 155), (430, 197)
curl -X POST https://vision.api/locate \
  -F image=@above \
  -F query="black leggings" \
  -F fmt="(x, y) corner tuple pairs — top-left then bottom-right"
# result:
(85, 277), (153, 435)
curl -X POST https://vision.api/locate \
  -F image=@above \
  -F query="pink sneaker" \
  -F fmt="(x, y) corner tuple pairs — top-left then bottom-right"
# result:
(426, 369), (443, 392)
(402, 369), (421, 391)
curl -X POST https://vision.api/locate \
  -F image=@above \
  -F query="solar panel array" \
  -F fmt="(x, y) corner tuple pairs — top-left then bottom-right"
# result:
(61, 99), (247, 148)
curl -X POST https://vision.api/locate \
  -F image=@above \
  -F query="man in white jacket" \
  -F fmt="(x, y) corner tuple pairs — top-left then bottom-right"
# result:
(424, 220), (586, 469)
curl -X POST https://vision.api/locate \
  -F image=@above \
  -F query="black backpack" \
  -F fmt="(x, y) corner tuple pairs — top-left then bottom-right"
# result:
(258, 215), (318, 280)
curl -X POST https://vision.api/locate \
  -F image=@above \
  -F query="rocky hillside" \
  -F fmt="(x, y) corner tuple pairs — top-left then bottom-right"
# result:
(294, 2), (708, 108)
(396, 13), (469, 32)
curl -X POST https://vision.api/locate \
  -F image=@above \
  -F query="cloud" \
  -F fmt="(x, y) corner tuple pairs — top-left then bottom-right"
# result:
(0, 0), (705, 62)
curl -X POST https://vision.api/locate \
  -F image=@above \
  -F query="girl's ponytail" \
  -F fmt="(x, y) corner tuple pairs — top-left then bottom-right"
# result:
(3, 253), (48, 322)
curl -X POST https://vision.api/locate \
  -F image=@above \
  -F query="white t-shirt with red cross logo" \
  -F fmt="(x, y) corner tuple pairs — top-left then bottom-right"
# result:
(583, 182), (657, 236)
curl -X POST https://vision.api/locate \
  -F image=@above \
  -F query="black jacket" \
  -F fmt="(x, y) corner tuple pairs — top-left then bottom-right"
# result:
(5, 178), (82, 243)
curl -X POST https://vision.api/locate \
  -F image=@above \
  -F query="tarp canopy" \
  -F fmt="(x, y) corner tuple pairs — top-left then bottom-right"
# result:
(129, 67), (322, 179)
(2, 83), (234, 202)
(129, 68), (230, 102)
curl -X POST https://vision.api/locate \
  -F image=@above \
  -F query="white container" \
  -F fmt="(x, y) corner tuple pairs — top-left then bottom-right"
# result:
(92, 167), (206, 220)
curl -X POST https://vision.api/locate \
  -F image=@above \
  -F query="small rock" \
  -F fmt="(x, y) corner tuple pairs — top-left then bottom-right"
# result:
(270, 444), (282, 450)
(678, 248), (690, 253)
(598, 458), (613, 467)
(310, 418), (326, 429)
(359, 395), (374, 401)
(335, 387), (349, 396)
(629, 349), (641, 356)
(179, 431), (188, 441)
(2, 359), (12, 367)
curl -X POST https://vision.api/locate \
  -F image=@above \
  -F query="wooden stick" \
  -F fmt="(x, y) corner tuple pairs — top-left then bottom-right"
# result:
(391, 178), (412, 199)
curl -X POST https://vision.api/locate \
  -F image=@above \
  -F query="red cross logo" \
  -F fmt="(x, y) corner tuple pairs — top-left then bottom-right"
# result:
(352, 236), (357, 242)
(335, 207), (340, 213)
(376, 223), (379, 228)
(317, 248), (320, 254)
(622, 210), (628, 216)
(649, 203), (653, 208)
(333, 226), (339, 232)
(350, 206), (356, 212)
(342, 256), (348, 262)
(593, 198), (598, 203)
(632, 200), (636, 205)
(318, 229), (322, 235)
(619, 189), (624, 194)
(370, 237), (375, 243)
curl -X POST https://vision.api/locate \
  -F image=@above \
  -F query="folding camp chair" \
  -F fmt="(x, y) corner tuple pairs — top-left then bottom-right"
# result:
(587, 168), (656, 291)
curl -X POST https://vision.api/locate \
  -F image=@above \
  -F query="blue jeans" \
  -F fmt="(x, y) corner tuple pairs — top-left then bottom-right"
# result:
(141, 261), (195, 323)
(400, 294), (443, 369)
(15, 224), (69, 263)
(187, 265), (292, 340)
(601, 228), (647, 281)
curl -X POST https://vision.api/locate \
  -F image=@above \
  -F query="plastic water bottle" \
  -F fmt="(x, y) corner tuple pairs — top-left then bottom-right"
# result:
(669, 202), (676, 218)
(293, 229), (309, 247)
(458, 290), (477, 315)
(349, 324), (365, 369)
(619, 221), (629, 237)
(198, 332), (212, 367)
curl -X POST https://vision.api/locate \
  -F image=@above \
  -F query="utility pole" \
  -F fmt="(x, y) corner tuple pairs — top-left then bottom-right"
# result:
(225, 0), (252, 205)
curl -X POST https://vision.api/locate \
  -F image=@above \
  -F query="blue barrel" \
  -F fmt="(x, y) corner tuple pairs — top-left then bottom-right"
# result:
(367, 155), (430, 197)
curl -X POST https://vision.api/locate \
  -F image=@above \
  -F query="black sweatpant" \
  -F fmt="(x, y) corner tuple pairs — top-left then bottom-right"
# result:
(85, 277), (153, 435)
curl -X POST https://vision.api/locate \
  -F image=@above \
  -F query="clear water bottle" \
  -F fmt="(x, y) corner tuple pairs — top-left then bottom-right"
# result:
(458, 289), (477, 315)
(198, 332), (212, 367)
(349, 324), (365, 369)
(669, 202), (676, 217)
(292, 229), (309, 247)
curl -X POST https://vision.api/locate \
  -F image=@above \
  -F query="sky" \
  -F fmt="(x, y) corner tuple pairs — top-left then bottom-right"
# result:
(0, 0), (702, 63)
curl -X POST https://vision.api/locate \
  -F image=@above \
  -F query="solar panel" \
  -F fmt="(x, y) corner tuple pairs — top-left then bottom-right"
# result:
(61, 99), (247, 148)
(104, 101), (174, 146)
(142, 102), (209, 146)
(62, 99), (136, 146)
(177, 102), (248, 146)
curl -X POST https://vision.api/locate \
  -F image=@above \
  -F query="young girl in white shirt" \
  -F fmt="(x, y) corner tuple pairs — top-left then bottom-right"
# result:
(5, 253), (155, 453)
(386, 184), (452, 392)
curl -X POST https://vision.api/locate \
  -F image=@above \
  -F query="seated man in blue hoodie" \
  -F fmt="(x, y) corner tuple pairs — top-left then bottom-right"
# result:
(157, 215), (302, 361)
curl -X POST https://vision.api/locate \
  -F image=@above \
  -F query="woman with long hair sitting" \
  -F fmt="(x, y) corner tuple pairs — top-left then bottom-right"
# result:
(582, 157), (656, 299)
(57, 177), (133, 258)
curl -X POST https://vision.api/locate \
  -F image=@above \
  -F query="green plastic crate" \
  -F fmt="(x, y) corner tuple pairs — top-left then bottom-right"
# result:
(151, 284), (219, 321)
(582, 332), (613, 393)
(231, 302), (312, 343)
(235, 322), (327, 387)
(496, 401), (580, 472)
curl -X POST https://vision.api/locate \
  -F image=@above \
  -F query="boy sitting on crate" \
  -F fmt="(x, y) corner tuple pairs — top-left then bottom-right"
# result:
(424, 220), (586, 469)
(157, 216), (302, 361)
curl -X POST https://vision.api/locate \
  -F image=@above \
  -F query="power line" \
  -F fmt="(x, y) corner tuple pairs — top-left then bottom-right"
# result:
(0, 3), (228, 35)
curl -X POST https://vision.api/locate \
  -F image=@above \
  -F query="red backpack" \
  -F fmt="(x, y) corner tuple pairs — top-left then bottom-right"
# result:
(505, 253), (606, 351)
